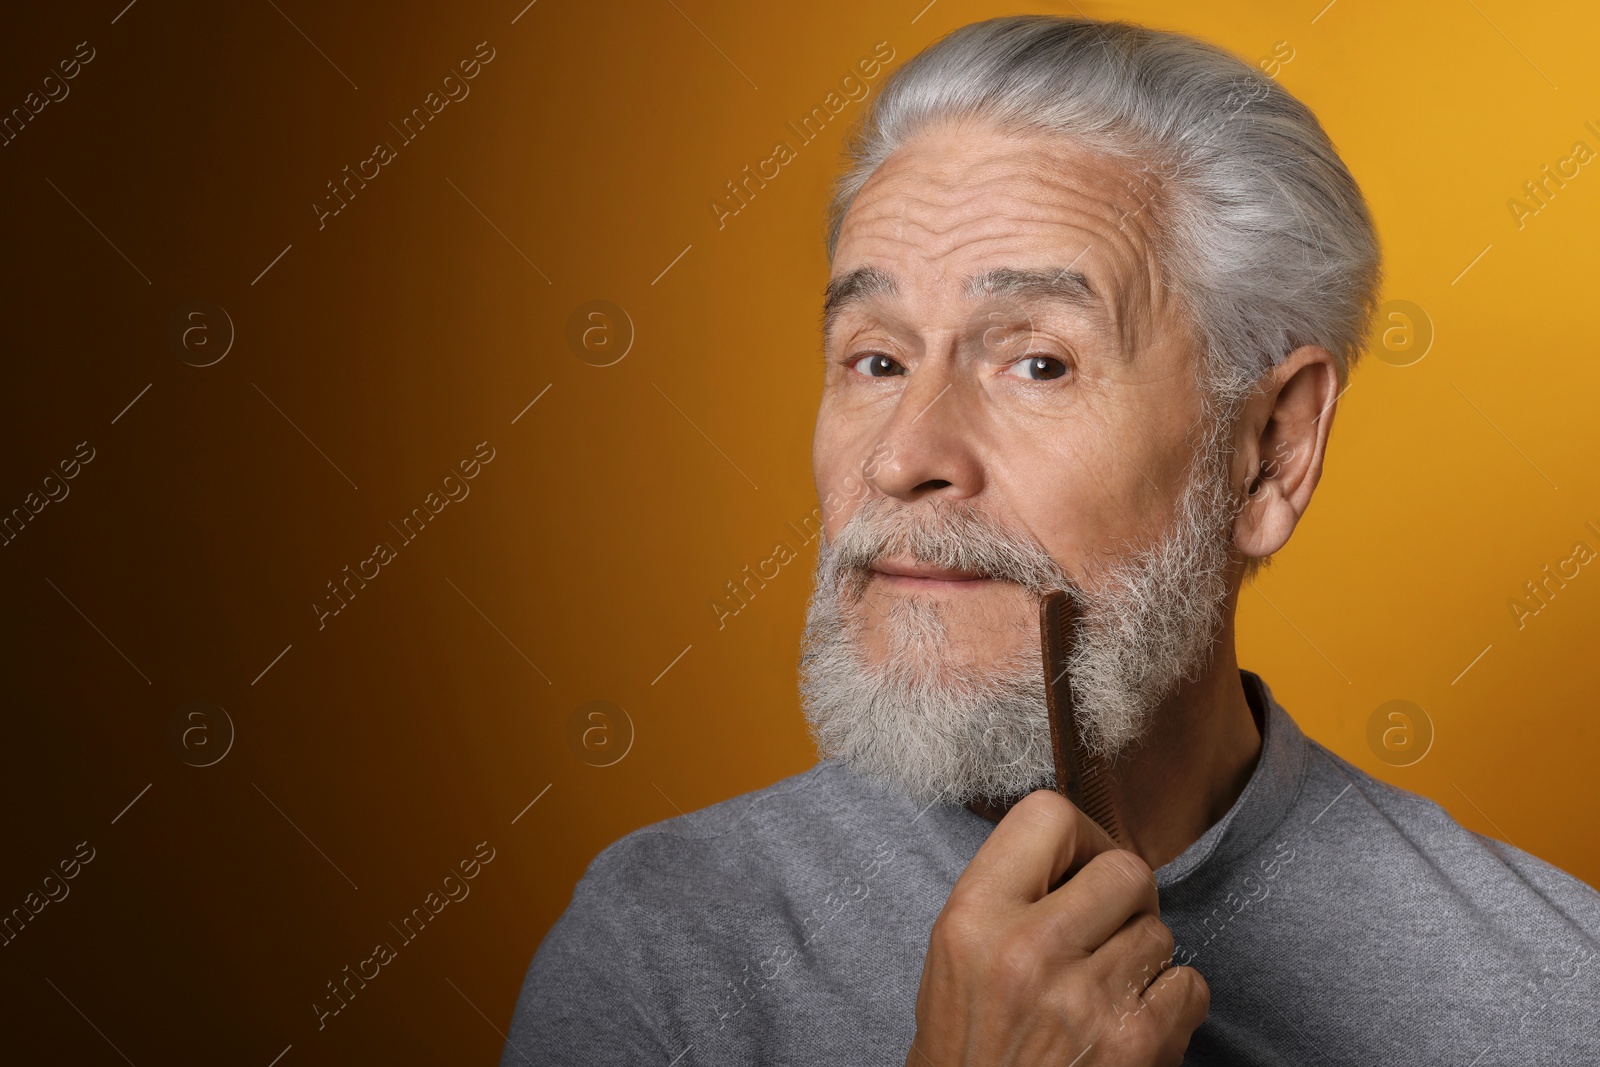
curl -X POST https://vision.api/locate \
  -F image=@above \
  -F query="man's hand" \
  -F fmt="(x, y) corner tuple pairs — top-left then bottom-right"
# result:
(904, 790), (1208, 1066)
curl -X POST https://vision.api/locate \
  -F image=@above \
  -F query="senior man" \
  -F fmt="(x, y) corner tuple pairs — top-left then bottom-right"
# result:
(505, 15), (1600, 1065)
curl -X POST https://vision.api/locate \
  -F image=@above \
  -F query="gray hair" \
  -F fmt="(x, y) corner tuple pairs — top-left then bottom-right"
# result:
(825, 15), (1383, 406)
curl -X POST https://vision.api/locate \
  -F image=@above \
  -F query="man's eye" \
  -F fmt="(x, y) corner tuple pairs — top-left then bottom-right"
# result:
(1004, 355), (1069, 381)
(849, 353), (904, 377)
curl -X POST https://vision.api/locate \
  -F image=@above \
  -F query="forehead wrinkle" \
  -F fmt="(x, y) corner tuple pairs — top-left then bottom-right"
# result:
(832, 143), (1175, 360)
(983, 137), (1177, 359)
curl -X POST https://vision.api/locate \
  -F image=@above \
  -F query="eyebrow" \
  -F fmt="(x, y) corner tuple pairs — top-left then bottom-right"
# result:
(821, 264), (1116, 348)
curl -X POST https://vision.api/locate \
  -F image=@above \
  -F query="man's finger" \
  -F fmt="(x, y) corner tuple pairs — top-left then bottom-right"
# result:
(1035, 849), (1162, 959)
(1083, 907), (1174, 993)
(1137, 964), (1211, 1042)
(950, 790), (1121, 910)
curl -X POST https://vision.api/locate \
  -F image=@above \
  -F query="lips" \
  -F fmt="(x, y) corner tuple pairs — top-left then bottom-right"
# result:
(871, 558), (989, 582)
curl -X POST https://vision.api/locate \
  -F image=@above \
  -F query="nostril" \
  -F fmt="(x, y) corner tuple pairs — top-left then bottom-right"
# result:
(915, 479), (953, 491)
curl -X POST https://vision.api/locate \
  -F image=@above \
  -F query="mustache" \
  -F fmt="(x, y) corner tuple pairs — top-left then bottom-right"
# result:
(823, 496), (1073, 596)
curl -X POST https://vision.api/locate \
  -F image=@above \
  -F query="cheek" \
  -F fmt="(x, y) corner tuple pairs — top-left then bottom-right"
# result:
(992, 432), (1151, 576)
(1006, 473), (1093, 559)
(1027, 383), (1198, 550)
(813, 411), (876, 497)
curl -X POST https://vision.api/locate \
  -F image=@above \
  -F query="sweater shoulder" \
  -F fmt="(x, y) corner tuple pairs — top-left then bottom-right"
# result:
(1299, 738), (1600, 921)
(573, 760), (894, 917)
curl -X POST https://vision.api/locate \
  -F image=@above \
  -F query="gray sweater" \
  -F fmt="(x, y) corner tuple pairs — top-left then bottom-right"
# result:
(504, 670), (1600, 1064)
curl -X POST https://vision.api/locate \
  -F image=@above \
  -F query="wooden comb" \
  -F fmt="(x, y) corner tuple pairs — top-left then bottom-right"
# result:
(1039, 589), (1127, 849)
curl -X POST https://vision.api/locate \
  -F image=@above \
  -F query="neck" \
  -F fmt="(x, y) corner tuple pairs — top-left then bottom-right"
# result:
(965, 615), (1263, 872)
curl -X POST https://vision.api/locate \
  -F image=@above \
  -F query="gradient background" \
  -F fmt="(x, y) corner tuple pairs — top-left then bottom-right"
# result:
(2, 0), (1597, 1062)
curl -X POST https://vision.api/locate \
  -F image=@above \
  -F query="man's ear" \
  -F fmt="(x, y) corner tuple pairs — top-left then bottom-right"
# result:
(1231, 345), (1341, 563)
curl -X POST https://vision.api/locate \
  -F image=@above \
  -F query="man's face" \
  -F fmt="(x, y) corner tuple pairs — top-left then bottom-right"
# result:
(802, 120), (1245, 805)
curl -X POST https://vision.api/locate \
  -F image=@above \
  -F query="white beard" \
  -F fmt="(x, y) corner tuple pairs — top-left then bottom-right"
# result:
(798, 411), (1241, 808)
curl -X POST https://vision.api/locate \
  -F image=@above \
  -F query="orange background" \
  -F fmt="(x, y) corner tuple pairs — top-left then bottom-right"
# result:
(2, 0), (1596, 1062)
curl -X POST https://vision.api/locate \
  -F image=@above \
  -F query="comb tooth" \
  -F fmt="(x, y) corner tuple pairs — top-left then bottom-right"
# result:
(1078, 767), (1124, 845)
(1039, 590), (1078, 804)
(1039, 588), (1126, 849)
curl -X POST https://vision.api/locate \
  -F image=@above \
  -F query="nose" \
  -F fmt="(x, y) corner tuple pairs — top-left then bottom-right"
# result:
(864, 365), (985, 502)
